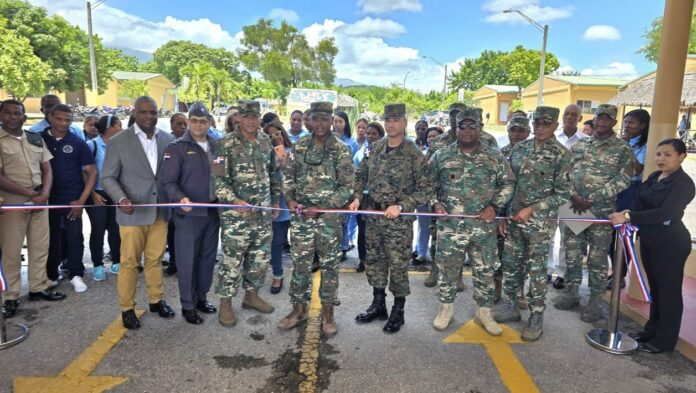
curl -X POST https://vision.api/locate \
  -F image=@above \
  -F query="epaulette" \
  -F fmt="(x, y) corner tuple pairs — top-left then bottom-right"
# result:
(24, 131), (44, 148)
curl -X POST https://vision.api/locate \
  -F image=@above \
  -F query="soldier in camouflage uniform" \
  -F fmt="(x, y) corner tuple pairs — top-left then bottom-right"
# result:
(494, 106), (573, 342)
(427, 108), (515, 334)
(213, 100), (280, 327)
(349, 103), (429, 334)
(277, 102), (354, 336)
(554, 104), (635, 322)
(496, 116), (531, 307)
(424, 103), (469, 289)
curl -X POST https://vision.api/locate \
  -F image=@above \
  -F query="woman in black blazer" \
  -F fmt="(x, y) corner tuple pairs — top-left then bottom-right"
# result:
(610, 138), (695, 354)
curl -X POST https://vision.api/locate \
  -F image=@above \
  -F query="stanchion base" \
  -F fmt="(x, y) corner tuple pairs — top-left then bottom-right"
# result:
(586, 328), (637, 355)
(0, 323), (29, 350)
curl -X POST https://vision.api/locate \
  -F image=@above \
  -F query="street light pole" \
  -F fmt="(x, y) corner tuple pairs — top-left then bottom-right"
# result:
(86, 1), (98, 92)
(423, 56), (448, 110)
(504, 9), (548, 106)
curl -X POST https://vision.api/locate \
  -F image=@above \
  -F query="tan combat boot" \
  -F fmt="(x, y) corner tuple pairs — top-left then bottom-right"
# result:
(242, 289), (275, 314)
(277, 304), (307, 330)
(432, 302), (454, 331)
(474, 306), (502, 336)
(321, 305), (337, 336)
(218, 297), (236, 327)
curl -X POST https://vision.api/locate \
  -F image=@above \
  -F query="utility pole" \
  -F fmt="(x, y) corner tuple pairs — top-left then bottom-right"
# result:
(504, 9), (548, 106)
(441, 64), (448, 110)
(86, 1), (98, 92)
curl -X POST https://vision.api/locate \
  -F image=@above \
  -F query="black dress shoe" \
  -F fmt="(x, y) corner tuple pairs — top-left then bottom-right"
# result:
(122, 309), (140, 329)
(628, 332), (653, 343)
(28, 290), (66, 301)
(149, 300), (175, 318)
(270, 278), (284, 295)
(638, 342), (666, 354)
(195, 300), (217, 314)
(356, 261), (365, 273)
(182, 309), (203, 325)
(2, 300), (19, 318)
(164, 264), (177, 276)
(552, 276), (565, 289)
(340, 251), (348, 262)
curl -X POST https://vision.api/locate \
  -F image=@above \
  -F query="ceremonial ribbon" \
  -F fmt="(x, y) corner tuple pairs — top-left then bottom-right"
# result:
(615, 223), (651, 303)
(0, 258), (7, 294)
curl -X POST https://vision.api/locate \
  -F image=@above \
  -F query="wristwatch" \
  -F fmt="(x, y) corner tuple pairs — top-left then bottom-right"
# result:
(623, 211), (631, 222)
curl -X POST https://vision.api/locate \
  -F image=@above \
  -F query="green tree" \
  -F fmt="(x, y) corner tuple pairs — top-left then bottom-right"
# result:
(178, 62), (215, 105)
(118, 79), (148, 103)
(448, 45), (559, 91)
(239, 18), (338, 87)
(143, 40), (240, 85)
(638, 6), (696, 63)
(0, 16), (49, 100)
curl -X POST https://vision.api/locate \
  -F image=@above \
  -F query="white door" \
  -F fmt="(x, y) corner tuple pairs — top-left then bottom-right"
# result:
(499, 101), (509, 123)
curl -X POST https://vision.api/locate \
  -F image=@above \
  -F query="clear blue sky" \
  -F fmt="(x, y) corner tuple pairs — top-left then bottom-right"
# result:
(33, 0), (668, 91)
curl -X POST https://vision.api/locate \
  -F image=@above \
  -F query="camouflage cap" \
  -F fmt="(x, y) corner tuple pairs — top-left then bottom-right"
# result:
(533, 106), (560, 123)
(309, 101), (333, 119)
(188, 101), (210, 118)
(384, 103), (406, 119)
(449, 102), (468, 113)
(595, 104), (618, 119)
(471, 107), (484, 121)
(508, 116), (530, 130)
(455, 107), (482, 123)
(238, 100), (261, 116)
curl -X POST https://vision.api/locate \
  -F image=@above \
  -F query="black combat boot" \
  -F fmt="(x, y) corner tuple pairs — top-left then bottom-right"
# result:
(355, 287), (388, 323)
(383, 296), (405, 333)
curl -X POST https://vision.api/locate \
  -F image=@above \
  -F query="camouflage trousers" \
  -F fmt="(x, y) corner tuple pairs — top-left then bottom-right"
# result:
(365, 215), (413, 297)
(502, 218), (554, 314)
(436, 219), (498, 306)
(564, 222), (612, 296)
(216, 210), (271, 298)
(289, 214), (342, 305)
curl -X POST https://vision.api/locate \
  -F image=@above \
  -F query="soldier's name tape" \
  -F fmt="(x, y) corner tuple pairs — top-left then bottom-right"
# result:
(0, 201), (649, 302)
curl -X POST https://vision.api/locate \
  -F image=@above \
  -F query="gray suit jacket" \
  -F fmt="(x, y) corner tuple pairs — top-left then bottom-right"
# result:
(101, 126), (174, 226)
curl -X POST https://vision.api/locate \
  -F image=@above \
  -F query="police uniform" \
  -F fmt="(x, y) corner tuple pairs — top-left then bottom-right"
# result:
(0, 126), (64, 317)
(161, 102), (221, 324)
(354, 103), (429, 334)
(214, 100), (279, 326)
(278, 101), (354, 336)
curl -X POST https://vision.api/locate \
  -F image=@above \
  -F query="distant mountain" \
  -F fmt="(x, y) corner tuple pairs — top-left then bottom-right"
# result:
(111, 46), (153, 63)
(334, 78), (366, 87)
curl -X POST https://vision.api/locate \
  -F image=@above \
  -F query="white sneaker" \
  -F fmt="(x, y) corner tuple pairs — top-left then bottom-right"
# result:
(70, 276), (88, 293)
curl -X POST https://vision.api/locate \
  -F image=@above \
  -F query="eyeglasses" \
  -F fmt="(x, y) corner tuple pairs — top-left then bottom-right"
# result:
(457, 123), (479, 130)
(189, 118), (209, 125)
(304, 139), (325, 166)
(270, 130), (283, 138)
(533, 120), (554, 127)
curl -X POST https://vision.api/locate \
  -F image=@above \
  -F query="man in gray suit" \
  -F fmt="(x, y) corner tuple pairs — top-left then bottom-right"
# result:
(102, 96), (176, 329)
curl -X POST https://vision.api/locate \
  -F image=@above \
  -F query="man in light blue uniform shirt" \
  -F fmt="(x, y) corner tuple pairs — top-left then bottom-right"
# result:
(28, 95), (84, 140)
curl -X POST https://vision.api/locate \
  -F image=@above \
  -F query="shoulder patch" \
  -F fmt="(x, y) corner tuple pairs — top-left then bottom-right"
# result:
(24, 131), (44, 148)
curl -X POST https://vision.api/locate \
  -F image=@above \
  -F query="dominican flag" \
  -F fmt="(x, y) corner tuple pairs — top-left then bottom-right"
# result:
(0, 259), (7, 293)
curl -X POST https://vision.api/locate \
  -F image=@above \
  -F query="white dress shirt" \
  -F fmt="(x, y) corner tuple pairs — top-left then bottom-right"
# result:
(134, 123), (160, 175)
(555, 128), (587, 150)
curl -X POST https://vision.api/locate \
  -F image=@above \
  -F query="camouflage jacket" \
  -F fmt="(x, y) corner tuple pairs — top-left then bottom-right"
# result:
(354, 137), (429, 212)
(284, 133), (354, 209)
(213, 128), (280, 206)
(427, 142), (515, 217)
(570, 134), (635, 211)
(500, 143), (513, 161)
(427, 128), (498, 160)
(508, 137), (573, 218)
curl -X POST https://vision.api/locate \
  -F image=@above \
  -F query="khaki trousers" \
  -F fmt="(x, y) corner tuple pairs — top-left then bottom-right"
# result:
(0, 207), (50, 300)
(118, 218), (168, 310)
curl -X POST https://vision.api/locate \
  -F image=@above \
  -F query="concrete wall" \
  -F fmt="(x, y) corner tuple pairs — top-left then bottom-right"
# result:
(0, 90), (66, 115)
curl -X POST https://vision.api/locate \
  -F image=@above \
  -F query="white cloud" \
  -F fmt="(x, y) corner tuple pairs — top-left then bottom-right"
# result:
(28, 0), (242, 53)
(358, 0), (422, 14)
(482, 0), (572, 24)
(345, 17), (406, 38)
(583, 25), (621, 41)
(268, 8), (299, 23)
(581, 62), (638, 77)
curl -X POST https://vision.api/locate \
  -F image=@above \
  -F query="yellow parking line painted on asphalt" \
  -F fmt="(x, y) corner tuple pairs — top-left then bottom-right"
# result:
(298, 271), (322, 393)
(14, 309), (145, 393)
(444, 320), (539, 393)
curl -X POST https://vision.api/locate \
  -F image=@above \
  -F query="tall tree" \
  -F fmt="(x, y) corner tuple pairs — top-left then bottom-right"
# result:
(448, 46), (559, 91)
(638, 6), (696, 63)
(143, 40), (240, 85)
(239, 18), (338, 88)
(0, 16), (49, 100)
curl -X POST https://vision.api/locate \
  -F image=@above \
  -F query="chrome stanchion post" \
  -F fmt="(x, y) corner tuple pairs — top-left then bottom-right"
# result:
(0, 308), (29, 350)
(585, 229), (638, 354)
